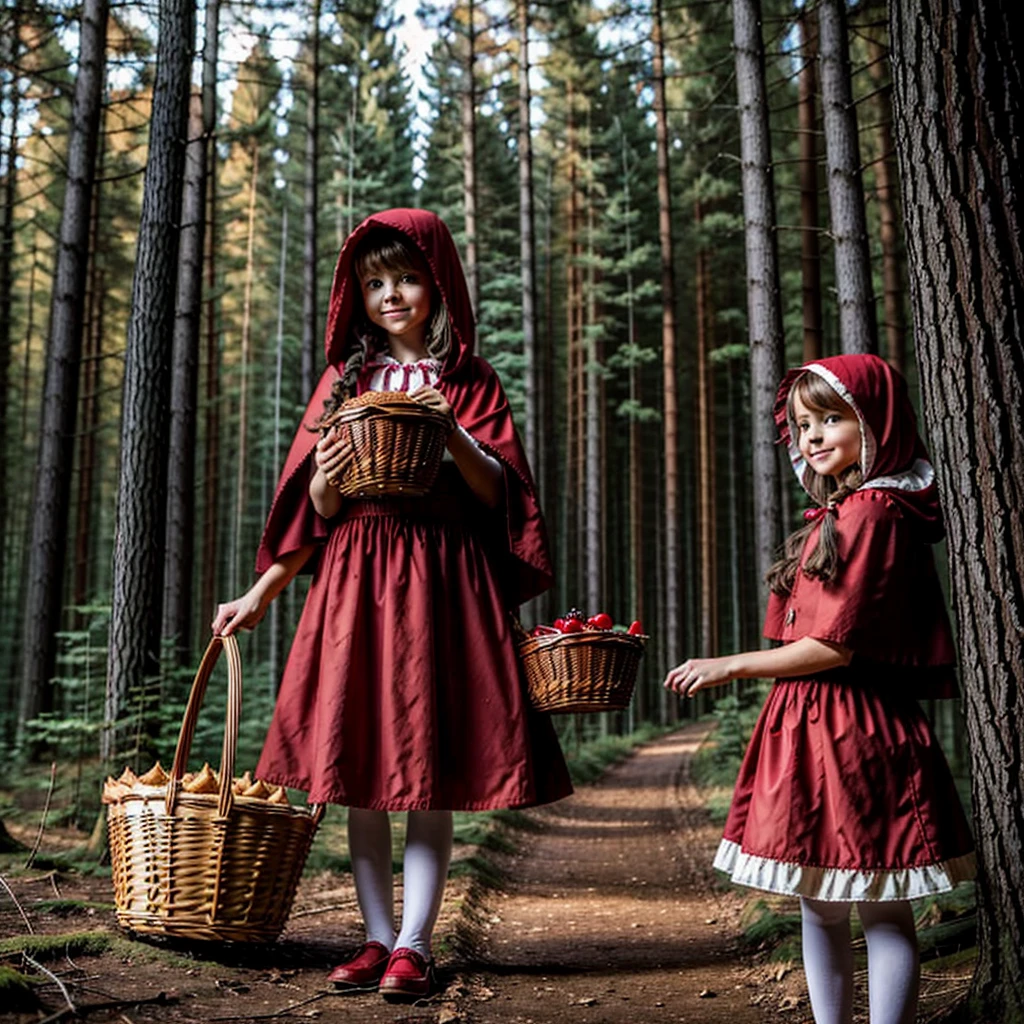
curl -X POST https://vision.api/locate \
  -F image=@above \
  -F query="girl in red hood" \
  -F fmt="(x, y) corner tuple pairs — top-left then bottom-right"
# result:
(212, 210), (571, 1000)
(664, 355), (974, 1024)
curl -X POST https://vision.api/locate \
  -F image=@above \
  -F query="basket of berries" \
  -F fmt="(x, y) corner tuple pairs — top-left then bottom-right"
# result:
(517, 609), (648, 714)
(103, 635), (323, 943)
(322, 390), (452, 498)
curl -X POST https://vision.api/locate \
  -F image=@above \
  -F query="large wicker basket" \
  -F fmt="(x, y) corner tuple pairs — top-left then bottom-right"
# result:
(105, 635), (323, 943)
(518, 629), (648, 714)
(323, 391), (450, 498)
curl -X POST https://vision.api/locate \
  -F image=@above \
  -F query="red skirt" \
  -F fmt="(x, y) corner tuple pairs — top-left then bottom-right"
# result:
(714, 678), (975, 901)
(256, 470), (572, 811)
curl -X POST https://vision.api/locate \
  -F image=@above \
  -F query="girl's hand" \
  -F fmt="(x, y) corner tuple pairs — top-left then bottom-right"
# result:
(664, 656), (736, 698)
(212, 591), (266, 636)
(315, 426), (355, 486)
(409, 385), (456, 432)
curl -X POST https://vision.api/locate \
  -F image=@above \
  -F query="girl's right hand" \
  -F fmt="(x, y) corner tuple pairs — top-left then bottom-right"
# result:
(315, 426), (355, 486)
(212, 591), (266, 636)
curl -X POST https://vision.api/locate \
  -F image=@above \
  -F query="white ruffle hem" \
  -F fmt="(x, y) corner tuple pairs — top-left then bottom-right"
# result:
(713, 838), (976, 902)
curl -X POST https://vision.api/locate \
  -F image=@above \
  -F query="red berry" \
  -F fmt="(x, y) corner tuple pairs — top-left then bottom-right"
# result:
(588, 612), (613, 630)
(531, 626), (545, 637)
(553, 618), (566, 632)
(627, 620), (644, 635)
(562, 619), (584, 633)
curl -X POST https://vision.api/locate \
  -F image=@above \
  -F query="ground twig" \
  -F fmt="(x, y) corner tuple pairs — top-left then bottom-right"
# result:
(0, 871), (34, 933)
(26, 761), (58, 870)
(25, 954), (77, 1021)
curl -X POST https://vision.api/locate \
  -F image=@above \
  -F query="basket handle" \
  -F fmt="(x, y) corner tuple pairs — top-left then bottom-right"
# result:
(166, 634), (242, 819)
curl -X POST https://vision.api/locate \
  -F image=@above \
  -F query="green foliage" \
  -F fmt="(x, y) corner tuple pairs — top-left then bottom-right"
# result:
(740, 898), (804, 962)
(0, 966), (40, 1011)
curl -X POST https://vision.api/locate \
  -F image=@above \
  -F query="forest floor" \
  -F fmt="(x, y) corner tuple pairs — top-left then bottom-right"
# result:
(1, 724), (974, 1024)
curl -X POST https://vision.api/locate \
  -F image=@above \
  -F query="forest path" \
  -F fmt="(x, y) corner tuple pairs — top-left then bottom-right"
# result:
(450, 722), (791, 1023)
(4, 726), (804, 1024)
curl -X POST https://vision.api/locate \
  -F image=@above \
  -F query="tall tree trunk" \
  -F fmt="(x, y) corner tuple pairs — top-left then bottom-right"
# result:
(653, 0), (680, 671)
(199, 0), (221, 635)
(866, 30), (906, 375)
(890, 4), (1024, 1019)
(620, 118), (644, 717)
(104, 0), (195, 760)
(818, 0), (877, 355)
(73, 104), (107, 621)
(797, 9), (823, 363)
(461, 0), (479, 316)
(162, 91), (206, 665)
(517, 0), (538, 489)
(694, 198), (716, 657)
(231, 144), (259, 598)
(301, 0), (320, 402)
(541, 156), (556, 620)
(0, 11), (20, 610)
(733, 0), (784, 631)
(19, 0), (110, 744)
(269, 201), (288, 693)
(585, 135), (601, 616)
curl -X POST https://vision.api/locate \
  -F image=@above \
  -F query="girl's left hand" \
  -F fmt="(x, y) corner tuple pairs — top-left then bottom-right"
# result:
(409, 385), (456, 432)
(664, 656), (736, 698)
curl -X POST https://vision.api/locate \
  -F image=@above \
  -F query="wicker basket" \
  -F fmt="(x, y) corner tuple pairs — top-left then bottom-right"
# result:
(323, 391), (450, 498)
(105, 635), (323, 943)
(518, 629), (648, 714)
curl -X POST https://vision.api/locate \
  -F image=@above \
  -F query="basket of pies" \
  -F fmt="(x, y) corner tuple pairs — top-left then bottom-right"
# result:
(516, 609), (648, 714)
(321, 390), (452, 498)
(103, 635), (323, 943)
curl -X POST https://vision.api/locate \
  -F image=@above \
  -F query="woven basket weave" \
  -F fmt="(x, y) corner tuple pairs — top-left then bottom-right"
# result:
(323, 391), (450, 498)
(105, 635), (323, 943)
(518, 630), (648, 714)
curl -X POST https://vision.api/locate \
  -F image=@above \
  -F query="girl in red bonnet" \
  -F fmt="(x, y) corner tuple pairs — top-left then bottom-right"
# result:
(213, 209), (571, 1000)
(664, 355), (974, 1024)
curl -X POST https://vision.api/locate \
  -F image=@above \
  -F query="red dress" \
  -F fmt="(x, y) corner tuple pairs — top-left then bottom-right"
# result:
(251, 209), (572, 811)
(716, 356), (975, 901)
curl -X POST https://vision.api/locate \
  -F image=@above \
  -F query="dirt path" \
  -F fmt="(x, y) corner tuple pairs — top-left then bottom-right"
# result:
(4, 726), (805, 1023)
(452, 723), (794, 1023)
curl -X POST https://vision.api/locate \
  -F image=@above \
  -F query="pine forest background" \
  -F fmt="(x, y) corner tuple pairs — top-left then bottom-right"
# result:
(0, 0), (965, 790)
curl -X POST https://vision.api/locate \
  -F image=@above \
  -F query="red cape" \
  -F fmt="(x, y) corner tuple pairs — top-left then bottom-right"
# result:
(255, 209), (552, 606)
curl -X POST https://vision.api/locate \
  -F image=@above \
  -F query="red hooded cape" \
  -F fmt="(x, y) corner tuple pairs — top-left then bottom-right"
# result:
(255, 208), (552, 606)
(766, 354), (956, 695)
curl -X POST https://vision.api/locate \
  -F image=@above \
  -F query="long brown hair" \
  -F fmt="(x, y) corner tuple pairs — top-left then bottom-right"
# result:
(317, 229), (452, 425)
(765, 372), (864, 595)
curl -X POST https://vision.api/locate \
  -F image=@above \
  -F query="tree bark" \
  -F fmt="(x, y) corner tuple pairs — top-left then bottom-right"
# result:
(0, 11), (20, 610)
(301, 0), (320, 402)
(733, 0), (784, 632)
(104, 0), (195, 759)
(694, 198), (716, 657)
(653, 0), (680, 671)
(866, 31), (906, 375)
(517, 0), (539, 491)
(231, 143), (259, 597)
(162, 91), (206, 664)
(818, 0), (877, 355)
(890, 4), (1024, 1019)
(199, 0), (220, 636)
(797, 9), (823, 364)
(19, 0), (110, 743)
(461, 0), (479, 316)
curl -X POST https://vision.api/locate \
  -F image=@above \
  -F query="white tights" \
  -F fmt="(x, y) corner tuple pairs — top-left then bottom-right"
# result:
(347, 808), (453, 959)
(800, 898), (919, 1024)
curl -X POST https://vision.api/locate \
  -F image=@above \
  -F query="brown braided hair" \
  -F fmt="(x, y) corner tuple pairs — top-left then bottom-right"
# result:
(765, 372), (865, 596)
(315, 228), (453, 428)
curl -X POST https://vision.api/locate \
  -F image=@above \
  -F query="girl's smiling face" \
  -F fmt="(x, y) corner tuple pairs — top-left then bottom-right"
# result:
(360, 260), (434, 346)
(792, 389), (861, 482)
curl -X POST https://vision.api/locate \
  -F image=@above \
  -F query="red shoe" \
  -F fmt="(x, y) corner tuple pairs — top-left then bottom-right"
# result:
(378, 946), (436, 1001)
(326, 941), (392, 988)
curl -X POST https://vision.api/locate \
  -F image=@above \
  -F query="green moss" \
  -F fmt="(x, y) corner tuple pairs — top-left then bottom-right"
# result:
(0, 930), (114, 960)
(0, 966), (40, 1011)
